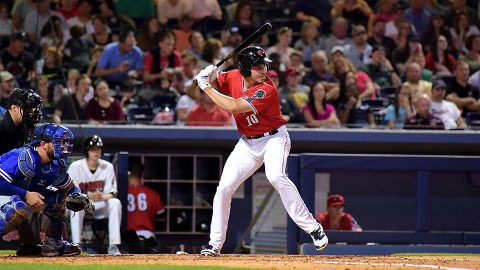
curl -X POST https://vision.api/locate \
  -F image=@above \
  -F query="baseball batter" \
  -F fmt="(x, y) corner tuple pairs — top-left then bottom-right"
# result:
(68, 135), (122, 255)
(194, 46), (328, 256)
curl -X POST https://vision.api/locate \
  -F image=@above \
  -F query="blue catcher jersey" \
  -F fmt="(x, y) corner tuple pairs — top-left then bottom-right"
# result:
(0, 147), (71, 196)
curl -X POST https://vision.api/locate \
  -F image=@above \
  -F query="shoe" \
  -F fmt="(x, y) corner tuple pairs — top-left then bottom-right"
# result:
(200, 245), (220, 256)
(16, 243), (42, 256)
(108, 245), (121, 255)
(41, 236), (81, 257)
(310, 226), (328, 251)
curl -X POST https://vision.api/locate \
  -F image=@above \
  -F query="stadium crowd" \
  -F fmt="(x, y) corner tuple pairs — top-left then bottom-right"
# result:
(0, 0), (479, 130)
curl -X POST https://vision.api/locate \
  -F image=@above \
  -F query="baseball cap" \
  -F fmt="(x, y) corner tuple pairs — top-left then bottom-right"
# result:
(433, 79), (447, 90)
(266, 69), (278, 78)
(0, 71), (14, 82)
(331, 45), (344, 54)
(285, 68), (300, 77)
(327, 194), (345, 207)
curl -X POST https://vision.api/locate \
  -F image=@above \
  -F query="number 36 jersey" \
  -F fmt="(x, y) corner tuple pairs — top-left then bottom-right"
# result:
(216, 70), (286, 137)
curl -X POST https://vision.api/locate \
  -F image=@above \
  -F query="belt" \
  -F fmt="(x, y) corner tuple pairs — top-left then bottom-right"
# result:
(244, 129), (278, 140)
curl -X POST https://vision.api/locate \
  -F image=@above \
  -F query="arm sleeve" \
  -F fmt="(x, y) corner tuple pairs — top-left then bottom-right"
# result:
(0, 151), (27, 198)
(97, 48), (111, 69)
(216, 71), (231, 96)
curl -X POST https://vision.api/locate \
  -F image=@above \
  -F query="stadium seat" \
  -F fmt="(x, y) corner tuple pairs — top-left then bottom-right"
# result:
(126, 107), (154, 124)
(149, 95), (177, 111)
(465, 112), (480, 129)
(361, 97), (389, 109)
(378, 86), (397, 104)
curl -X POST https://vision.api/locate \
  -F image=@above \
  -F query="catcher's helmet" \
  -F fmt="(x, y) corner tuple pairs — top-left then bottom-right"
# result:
(30, 123), (74, 166)
(237, 46), (271, 77)
(8, 88), (43, 128)
(84, 135), (103, 157)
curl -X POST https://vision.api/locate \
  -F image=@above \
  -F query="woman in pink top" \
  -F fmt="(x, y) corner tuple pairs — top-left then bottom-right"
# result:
(303, 82), (340, 128)
(334, 56), (375, 100)
(86, 80), (126, 124)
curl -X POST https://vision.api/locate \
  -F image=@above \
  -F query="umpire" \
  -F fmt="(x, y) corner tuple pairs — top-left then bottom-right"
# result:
(0, 88), (43, 255)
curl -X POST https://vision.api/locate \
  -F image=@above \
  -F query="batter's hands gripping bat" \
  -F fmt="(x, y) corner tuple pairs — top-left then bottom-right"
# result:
(215, 22), (272, 68)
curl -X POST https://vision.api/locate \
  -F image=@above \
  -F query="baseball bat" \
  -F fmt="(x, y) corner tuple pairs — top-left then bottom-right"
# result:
(215, 22), (272, 67)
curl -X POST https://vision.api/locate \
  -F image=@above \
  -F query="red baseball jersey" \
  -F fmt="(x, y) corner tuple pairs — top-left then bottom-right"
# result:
(127, 185), (165, 232)
(315, 212), (361, 231)
(216, 69), (286, 137)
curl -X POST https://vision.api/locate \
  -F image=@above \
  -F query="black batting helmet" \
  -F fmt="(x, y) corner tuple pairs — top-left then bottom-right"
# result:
(8, 88), (43, 128)
(237, 46), (271, 77)
(84, 135), (104, 157)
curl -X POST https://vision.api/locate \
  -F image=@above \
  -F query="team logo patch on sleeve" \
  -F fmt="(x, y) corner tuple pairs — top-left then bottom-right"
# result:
(245, 89), (266, 103)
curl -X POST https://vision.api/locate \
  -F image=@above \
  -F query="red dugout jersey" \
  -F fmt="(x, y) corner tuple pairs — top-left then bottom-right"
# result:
(127, 185), (165, 232)
(216, 69), (286, 137)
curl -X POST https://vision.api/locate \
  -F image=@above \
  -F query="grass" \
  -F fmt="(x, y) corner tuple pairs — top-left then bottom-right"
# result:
(0, 264), (252, 270)
(392, 253), (480, 257)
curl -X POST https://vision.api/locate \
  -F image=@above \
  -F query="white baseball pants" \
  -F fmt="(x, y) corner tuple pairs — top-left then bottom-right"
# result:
(208, 125), (319, 251)
(70, 198), (122, 245)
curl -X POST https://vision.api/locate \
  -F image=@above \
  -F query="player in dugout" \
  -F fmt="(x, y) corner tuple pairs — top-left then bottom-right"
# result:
(194, 46), (328, 256)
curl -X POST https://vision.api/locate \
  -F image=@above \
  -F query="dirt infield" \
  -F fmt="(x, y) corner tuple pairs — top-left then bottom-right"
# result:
(1, 254), (479, 269)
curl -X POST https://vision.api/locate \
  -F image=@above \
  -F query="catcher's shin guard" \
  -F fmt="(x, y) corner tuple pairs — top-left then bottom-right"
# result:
(0, 196), (31, 235)
(41, 236), (81, 257)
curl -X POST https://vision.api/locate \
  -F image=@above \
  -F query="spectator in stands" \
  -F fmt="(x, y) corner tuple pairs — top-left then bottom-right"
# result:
(295, 0), (331, 34)
(303, 82), (340, 128)
(24, 0), (66, 43)
(53, 74), (91, 123)
(0, 71), (15, 108)
(219, 26), (243, 70)
(126, 162), (165, 254)
(34, 75), (52, 107)
(86, 46), (104, 80)
(179, 51), (199, 92)
(56, 0), (79, 20)
(66, 0), (94, 35)
(69, 135), (123, 255)
(98, 0), (135, 35)
(267, 27), (294, 68)
(38, 15), (66, 48)
(95, 30), (143, 89)
(279, 68), (309, 110)
(405, 0), (431, 36)
(302, 50), (339, 100)
(343, 24), (372, 69)
(0, 3), (13, 41)
(393, 34), (423, 76)
(430, 79), (467, 129)
(392, 21), (414, 53)
(190, 0), (223, 34)
(403, 62), (433, 97)
(334, 57), (376, 101)
(449, 11), (479, 54)
(115, 0), (154, 27)
(384, 85), (414, 129)
(445, 0), (480, 29)
(337, 83), (375, 127)
(229, 0), (267, 46)
(410, 50), (434, 82)
(294, 21), (324, 67)
(156, 0), (192, 26)
(447, 60), (480, 116)
(322, 17), (350, 53)
(421, 12), (451, 54)
(367, 17), (396, 60)
(11, 0), (35, 31)
(372, 0), (395, 24)
(385, 2), (409, 40)
(270, 70), (301, 123)
(186, 31), (205, 61)
(289, 50), (306, 77)
(176, 84), (200, 126)
(404, 93), (444, 129)
(172, 14), (194, 54)
(458, 34), (480, 75)
(425, 35), (456, 76)
(331, 0), (373, 28)
(361, 45), (401, 91)
(64, 26), (93, 73)
(186, 91), (231, 126)
(89, 15), (118, 47)
(0, 32), (34, 88)
(142, 31), (183, 97)
(200, 38), (222, 68)
(315, 194), (362, 231)
(86, 80), (126, 124)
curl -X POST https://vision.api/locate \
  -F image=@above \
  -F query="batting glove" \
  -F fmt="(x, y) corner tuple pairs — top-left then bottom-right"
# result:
(195, 65), (216, 91)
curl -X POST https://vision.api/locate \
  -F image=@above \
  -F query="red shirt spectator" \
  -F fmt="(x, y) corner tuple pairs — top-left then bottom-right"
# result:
(315, 194), (362, 231)
(186, 92), (231, 126)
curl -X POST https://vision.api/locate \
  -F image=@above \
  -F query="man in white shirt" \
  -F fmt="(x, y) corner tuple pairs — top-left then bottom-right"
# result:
(430, 79), (466, 130)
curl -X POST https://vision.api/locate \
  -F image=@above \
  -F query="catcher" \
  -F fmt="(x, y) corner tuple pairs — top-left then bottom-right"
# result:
(0, 123), (94, 256)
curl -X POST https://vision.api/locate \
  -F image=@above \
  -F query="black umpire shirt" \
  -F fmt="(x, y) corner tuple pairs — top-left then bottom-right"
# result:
(0, 110), (26, 154)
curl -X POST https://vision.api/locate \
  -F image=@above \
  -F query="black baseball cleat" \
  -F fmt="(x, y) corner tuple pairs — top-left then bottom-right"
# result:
(310, 227), (328, 251)
(41, 236), (81, 257)
(200, 245), (220, 256)
(16, 244), (43, 256)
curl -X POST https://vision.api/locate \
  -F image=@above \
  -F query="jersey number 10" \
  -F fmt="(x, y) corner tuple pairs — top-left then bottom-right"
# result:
(127, 193), (148, 212)
(246, 114), (259, 126)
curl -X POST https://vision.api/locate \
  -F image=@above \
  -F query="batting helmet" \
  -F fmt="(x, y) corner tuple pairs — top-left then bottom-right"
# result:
(30, 123), (74, 166)
(84, 135), (103, 158)
(237, 46), (271, 77)
(8, 88), (43, 128)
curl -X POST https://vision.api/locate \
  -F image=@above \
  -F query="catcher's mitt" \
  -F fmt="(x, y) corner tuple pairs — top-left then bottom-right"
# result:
(66, 192), (95, 216)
